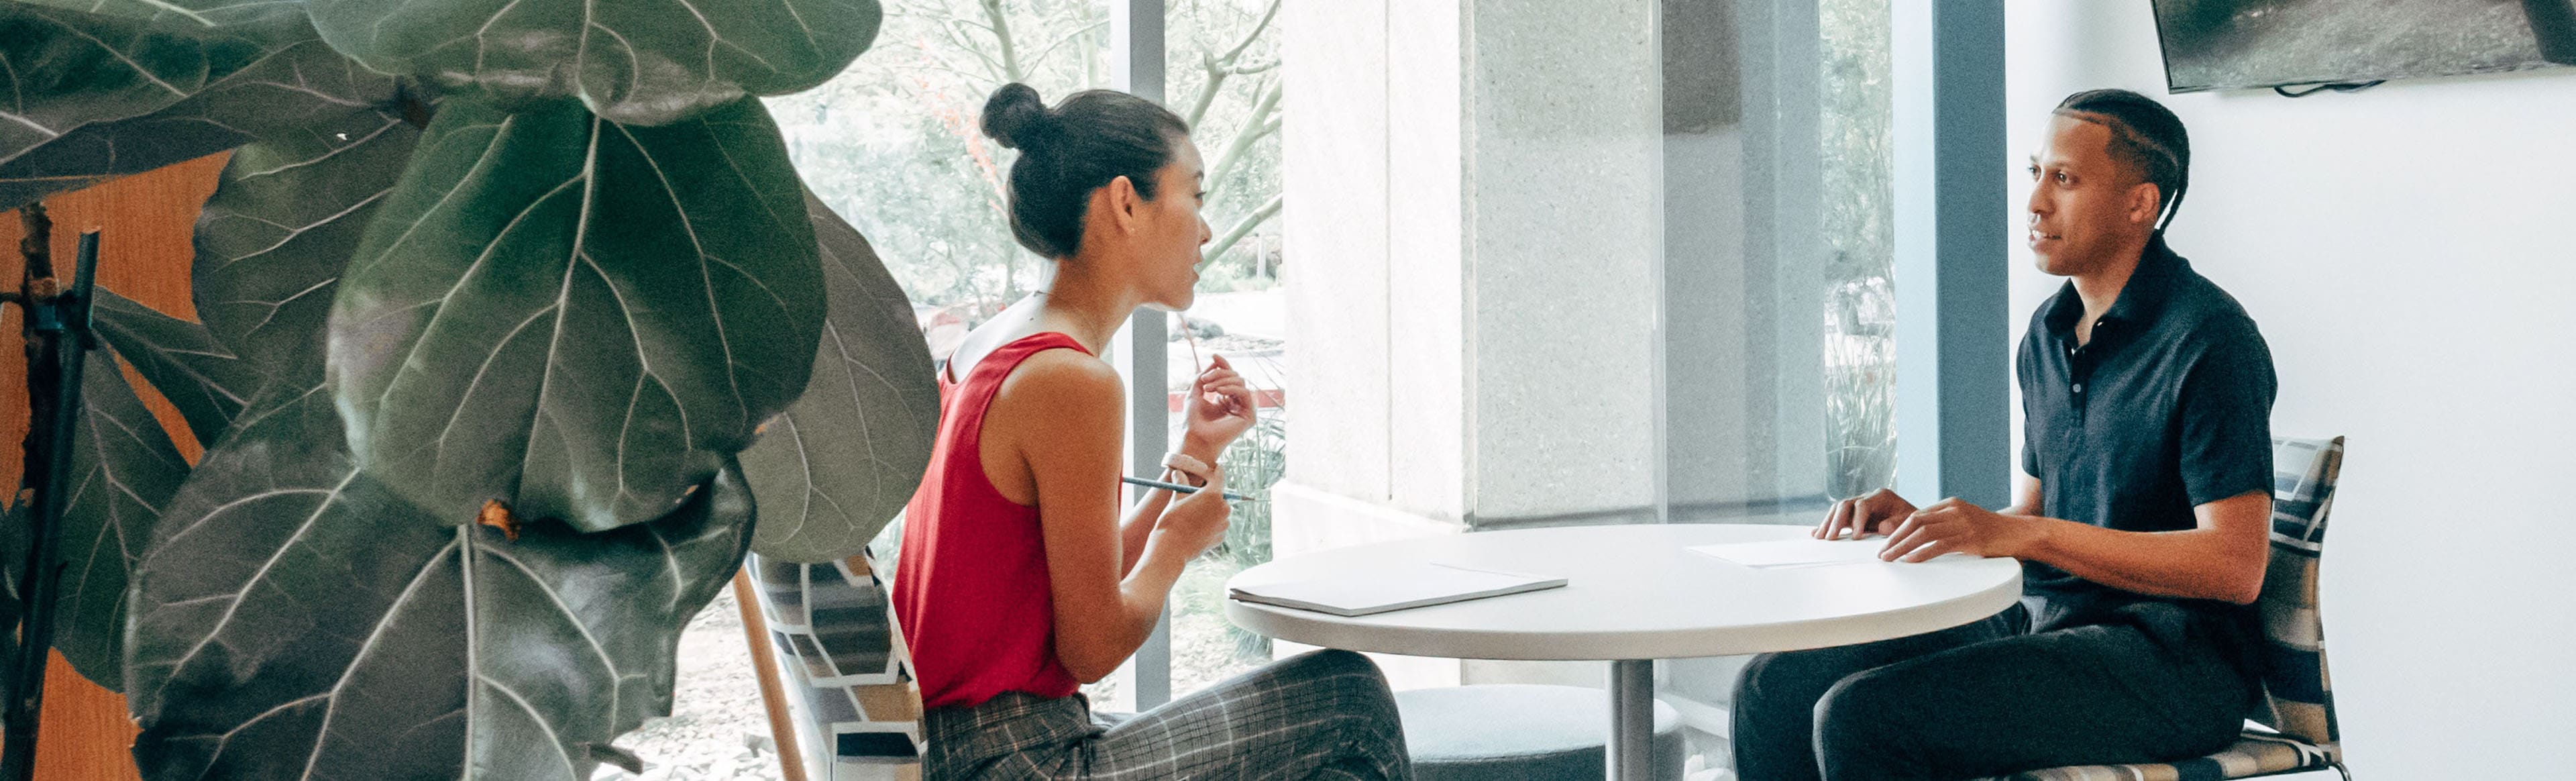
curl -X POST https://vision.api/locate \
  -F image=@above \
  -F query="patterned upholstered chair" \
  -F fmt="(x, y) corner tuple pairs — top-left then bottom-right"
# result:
(2007, 435), (2349, 781)
(746, 550), (928, 780)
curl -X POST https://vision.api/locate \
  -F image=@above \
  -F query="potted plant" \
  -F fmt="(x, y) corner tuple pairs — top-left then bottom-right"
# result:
(0, 0), (938, 776)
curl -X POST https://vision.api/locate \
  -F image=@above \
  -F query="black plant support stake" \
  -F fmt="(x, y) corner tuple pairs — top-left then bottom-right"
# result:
(1, 209), (101, 781)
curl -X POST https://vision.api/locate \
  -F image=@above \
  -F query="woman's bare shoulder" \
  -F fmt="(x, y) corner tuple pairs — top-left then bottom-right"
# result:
(985, 348), (1123, 486)
(999, 348), (1123, 410)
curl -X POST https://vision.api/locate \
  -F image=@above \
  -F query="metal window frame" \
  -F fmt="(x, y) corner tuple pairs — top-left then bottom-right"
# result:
(1109, 0), (1175, 710)
(1892, 0), (2010, 509)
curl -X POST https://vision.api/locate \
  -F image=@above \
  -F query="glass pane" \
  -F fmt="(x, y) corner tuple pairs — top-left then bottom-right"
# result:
(1663, 0), (1894, 523)
(1162, 0), (1288, 697)
(1819, 0), (1896, 501)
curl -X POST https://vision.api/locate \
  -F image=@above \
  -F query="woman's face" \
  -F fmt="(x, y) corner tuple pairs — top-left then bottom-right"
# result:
(1136, 136), (1212, 311)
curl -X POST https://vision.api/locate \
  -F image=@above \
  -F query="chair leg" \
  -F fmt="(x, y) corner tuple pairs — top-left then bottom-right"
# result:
(2332, 762), (2352, 781)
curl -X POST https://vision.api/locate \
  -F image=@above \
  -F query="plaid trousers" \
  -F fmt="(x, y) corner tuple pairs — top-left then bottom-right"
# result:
(922, 649), (1412, 781)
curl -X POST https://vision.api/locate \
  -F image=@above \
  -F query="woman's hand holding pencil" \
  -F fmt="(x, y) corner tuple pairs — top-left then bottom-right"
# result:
(1151, 454), (1232, 558)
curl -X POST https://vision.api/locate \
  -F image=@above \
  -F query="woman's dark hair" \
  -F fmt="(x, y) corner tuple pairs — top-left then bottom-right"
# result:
(980, 83), (1191, 259)
(2053, 89), (2190, 232)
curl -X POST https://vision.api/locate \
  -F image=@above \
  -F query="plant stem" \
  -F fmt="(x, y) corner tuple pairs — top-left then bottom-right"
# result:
(2, 217), (97, 781)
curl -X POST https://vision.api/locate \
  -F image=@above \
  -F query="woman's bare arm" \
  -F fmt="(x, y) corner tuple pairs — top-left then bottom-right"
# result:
(996, 351), (1215, 682)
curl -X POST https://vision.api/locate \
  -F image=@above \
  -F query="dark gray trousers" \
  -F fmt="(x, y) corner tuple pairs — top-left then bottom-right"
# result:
(1730, 601), (2255, 781)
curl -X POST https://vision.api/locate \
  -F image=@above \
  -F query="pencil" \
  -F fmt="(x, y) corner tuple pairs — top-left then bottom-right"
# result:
(1180, 311), (1204, 374)
(1123, 475), (1250, 502)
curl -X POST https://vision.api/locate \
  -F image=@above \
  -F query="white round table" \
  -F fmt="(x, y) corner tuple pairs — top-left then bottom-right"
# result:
(1224, 523), (2023, 781)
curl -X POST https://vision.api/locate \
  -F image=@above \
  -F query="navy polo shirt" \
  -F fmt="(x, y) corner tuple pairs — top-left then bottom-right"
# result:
(2016, 236), (2275, 656)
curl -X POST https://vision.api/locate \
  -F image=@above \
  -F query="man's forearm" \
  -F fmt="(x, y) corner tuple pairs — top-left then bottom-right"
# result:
(2015, 516), (2266, 604)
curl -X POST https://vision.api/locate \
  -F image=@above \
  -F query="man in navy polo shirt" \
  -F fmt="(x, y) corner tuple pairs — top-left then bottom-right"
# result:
(1729, 89), (2276, 780)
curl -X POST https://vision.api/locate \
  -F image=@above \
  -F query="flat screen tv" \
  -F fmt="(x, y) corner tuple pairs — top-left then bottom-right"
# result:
(2152, 0), (2576, 93)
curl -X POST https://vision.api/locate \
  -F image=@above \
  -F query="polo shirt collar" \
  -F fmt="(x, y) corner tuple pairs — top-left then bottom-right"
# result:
(2041, 233), (2190, 342)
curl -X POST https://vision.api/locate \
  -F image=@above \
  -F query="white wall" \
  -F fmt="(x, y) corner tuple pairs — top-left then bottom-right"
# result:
(2009, 5), (2576, 776)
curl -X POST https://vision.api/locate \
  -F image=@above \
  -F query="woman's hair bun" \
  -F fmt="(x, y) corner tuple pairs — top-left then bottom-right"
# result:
(981, 83), (1052, 150)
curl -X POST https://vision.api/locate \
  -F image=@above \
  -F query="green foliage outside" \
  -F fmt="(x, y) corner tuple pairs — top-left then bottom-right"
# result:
(1820, 0), (1898, 501)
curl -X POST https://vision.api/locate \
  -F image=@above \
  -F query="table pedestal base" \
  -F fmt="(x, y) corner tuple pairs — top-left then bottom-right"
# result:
(1609, 659), (1655, 781)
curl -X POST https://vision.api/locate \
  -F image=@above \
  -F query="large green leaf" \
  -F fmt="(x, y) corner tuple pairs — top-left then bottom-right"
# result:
(329, 96), (823, 533)
(194, 113), (421, 372)
(739, 191), (935, 562)
(304, 0), (882, 126)
(9, 0), (307, 27)
(125, 374), (755, 780)
(40, 348), (193, 692)
(90, 291), (262, 450)
(0, 4), (395, 211)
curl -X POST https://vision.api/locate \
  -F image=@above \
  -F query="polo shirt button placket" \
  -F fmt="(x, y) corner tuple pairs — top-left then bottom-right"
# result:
(2065, 341), (2088, 423)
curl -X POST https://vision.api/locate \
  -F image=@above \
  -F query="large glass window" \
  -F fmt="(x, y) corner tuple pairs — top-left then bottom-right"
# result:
(731, 3), (1890, 768)
(1660, 0), (1892, 521)
(1156, 0), (1289, 700)
(767, 0), (1285, 711)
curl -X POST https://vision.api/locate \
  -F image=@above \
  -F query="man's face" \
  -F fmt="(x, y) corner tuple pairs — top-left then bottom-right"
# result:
(2025, 114), (2157, 278)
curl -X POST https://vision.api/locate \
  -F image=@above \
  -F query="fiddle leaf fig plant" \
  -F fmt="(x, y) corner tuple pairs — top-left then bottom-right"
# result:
(737, 191), (937, 562)
(0, 0), (939, 776)
(194, 113), (424, 374)
(0, 4), (393, 211)
(327, 95), (825, 533)
(88, 291), (266, 448)
(44, 345), (192, 690)
(124, 363), (758, 779)
(303, 0), (883, 125)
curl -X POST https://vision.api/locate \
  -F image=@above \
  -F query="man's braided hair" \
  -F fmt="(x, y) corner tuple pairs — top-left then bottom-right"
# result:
(2053, 89), (2190, 233)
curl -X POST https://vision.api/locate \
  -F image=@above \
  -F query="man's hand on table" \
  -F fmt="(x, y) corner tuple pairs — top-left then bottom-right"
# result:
(1876, 497), (2043, 562)
(1814, 488), (1918, 541)
(1817, 489), (2043, 563)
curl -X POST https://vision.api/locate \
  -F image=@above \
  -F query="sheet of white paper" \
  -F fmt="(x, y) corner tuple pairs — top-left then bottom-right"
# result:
(1687, 537), (1892, 568)
(1228, 562), (1566, 617)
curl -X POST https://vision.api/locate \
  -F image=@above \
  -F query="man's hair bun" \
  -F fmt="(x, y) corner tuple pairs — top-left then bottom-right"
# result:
(981, 83), (1053, 150)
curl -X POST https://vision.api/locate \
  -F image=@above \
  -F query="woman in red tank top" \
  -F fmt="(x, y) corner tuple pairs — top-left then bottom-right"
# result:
(894, 85), (1410, 781)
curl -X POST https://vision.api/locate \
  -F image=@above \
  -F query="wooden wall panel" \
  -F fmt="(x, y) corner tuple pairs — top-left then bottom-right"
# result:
(1, 152), (231, 781)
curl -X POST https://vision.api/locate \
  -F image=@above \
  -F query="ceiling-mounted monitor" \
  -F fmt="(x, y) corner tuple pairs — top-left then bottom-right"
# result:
(2152, 0), (2576, 93)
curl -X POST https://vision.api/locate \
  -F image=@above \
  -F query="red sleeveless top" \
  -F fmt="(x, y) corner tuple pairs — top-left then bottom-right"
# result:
(895, 331), (1089, 710)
